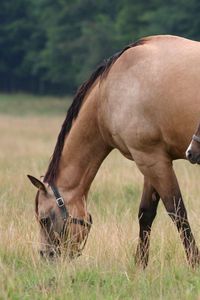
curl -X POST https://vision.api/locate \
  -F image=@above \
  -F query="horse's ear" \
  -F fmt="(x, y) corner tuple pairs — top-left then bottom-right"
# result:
(27, 175), (47, 192)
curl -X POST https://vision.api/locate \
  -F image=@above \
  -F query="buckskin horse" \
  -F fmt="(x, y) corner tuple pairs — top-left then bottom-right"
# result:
(28, 35), (200, 267)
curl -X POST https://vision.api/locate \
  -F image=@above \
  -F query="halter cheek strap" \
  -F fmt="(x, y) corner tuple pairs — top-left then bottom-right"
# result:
(50, 185), (68, 222)
(50, 185), (92, 236)
(192, 134), (200, 143)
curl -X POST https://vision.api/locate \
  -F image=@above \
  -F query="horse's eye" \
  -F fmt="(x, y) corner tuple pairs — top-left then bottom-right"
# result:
(40, 217), (50, 227)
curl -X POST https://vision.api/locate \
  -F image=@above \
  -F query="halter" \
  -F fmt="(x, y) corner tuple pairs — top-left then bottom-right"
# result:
(50, 185), (92, 252)
(192, 134), (200, 144)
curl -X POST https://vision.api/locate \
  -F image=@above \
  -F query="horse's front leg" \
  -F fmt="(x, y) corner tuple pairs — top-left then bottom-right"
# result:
(135, 176), (160, 268)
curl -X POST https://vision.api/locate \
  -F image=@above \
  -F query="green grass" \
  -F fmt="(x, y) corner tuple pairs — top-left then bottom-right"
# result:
(1, 93), (200, 299)
(0, 93), (71, 116)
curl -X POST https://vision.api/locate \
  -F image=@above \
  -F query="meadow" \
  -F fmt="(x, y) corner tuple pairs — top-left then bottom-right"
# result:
(1, 94), (200, 299)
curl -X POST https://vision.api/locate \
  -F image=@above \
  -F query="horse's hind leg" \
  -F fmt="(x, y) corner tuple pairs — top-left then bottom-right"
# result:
(137, 156), (199, 267)
(135, 176), (160, 268)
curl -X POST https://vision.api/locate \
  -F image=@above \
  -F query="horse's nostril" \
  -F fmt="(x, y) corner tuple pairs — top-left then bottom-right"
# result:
(39, 249), (55, 258)
(49, 250), (55, 258)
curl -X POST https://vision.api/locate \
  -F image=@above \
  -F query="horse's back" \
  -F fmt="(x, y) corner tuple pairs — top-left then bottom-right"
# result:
(99, 35), (200, 160)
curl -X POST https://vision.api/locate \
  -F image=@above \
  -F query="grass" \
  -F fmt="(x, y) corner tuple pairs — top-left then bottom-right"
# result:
(0, 93), (70, 116)
(1, 93), (200, 299)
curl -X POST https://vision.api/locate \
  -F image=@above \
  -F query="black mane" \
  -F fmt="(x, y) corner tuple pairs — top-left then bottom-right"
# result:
(44, 40), (144, 184)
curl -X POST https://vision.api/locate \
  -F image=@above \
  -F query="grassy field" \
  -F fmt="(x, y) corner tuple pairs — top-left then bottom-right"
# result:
(1, 94), (200, 299)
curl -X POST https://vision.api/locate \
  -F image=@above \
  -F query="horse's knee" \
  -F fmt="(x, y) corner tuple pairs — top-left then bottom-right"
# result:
(138, 208), (157, 228)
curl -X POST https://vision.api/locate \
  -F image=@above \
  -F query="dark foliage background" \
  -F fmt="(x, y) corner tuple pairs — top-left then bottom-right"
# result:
(1, 0), (200, 95)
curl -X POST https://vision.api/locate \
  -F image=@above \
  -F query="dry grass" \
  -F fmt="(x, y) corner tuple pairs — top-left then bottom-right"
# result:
(1, 94), (200, 299)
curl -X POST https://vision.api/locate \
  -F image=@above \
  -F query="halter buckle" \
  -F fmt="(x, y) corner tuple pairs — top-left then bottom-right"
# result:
(56, 197), (65, 207)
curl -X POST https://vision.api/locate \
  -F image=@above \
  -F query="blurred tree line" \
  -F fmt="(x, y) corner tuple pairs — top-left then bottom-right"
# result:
(1, 0), (200, 95)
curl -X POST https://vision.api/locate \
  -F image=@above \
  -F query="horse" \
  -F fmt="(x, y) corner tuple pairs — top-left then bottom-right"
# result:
(28, 35), (200, 267)
(186, 122), (200, 164)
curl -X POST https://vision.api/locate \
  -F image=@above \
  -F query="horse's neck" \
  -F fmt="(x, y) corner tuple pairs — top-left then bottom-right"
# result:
(55, 92), (110, 206)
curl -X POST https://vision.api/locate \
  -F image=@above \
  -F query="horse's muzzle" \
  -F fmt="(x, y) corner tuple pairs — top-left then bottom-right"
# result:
(39, 248), (59, 259)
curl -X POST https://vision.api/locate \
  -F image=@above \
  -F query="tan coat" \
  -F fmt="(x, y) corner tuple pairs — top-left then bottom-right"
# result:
(28, 35), (200, 267)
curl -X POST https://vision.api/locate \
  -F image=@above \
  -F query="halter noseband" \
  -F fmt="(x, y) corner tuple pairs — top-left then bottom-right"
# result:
(50, 185), (92, 237)
(192, 134), (200, 144)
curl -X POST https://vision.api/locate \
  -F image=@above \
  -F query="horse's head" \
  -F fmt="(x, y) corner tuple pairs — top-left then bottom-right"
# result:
(186, 126), (200, 164)
(27, 175), (92, 259)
